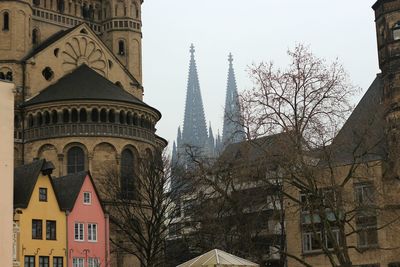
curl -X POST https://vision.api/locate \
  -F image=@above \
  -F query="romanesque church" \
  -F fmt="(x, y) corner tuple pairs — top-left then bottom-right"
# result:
(0, 0), (166, 265)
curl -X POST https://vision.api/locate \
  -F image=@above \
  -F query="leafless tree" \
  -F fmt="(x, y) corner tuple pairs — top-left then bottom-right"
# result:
(99, 150), (184, 267)
(237, 44), (400, 267)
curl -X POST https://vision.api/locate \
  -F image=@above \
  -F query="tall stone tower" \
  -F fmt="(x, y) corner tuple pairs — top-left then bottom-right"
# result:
(222, 53), (245, 147)
(373, 0), (400, 177)
(101, 0), (143, 83)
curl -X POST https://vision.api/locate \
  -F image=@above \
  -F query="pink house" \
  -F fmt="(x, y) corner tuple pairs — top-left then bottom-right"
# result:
(53, 172), (110, 267)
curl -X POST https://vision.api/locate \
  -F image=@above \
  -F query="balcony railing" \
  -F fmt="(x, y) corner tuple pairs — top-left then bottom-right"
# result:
(24, 123), (155, 143)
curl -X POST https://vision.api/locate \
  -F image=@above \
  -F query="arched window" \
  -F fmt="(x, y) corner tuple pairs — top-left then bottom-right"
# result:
(5, 71), (12, 81)
(120, 149), (135, 199)
(67, 146), (85, 174)
(37, 113), (43, 126)
(119, 110), (126, 124)
(0, 72), (4, 80)
(127, 112), (132, 125)
(109, 110), (115, 123)
(28, 114), (34, 128)
(80, 109), (87, 122)
(3, 12), (9, 31)
(118, 40), (125, 55)
(32, 29), (39, 45)
(71, 108), (78, 123)
(133, 113), (138, 126)
(44, 111), (50, 125)
(100, 109), (107, 122)
(51, 110), (58, 124)
(91, 108), (99, 122)
(63, 109), (69, 123)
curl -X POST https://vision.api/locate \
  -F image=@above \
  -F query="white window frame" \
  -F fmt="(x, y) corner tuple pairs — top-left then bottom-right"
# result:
(88, 223), (97, 242)
(74, 223), (84, 241)
(302, 231), (322, 253)
(83, 192), (92, 205)
(88, 258), (100, 267)
(73, 258), (84, 267)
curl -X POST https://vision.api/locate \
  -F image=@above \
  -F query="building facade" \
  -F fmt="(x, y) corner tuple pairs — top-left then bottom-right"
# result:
(14, 159), (67, 267)
(0, 0), (166, 265)
(52, 172), (110, 267)
(0, 80), (15, 267)
(285, 1), (400, 266)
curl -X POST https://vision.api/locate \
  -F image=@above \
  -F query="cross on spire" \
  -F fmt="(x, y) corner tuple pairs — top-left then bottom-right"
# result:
(228, 53), (233, 66)
(190, 44), (195, 57)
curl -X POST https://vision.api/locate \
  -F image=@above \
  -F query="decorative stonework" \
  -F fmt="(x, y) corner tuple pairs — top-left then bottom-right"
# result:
(62, 36), (107, 76)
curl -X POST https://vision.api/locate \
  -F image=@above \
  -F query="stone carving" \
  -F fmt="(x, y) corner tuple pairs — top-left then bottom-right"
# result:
(62, 36), (107, 76)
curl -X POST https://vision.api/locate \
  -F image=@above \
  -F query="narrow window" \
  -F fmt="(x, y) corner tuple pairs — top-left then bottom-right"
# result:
(63, 109), (69, 123)
(51, 110), (58, 124)
(3, 12), (9, 31)
(118, 40), (125, 55)
(32, 28), (39, 45)
(39, 256), (49, 267)
(0, 72), (4, 79)
(79, 109), (87, 122)
(120, 149), (135, 199)
(74, 223), (84, 241)
(53, 257), (63, 267)
(91, 108), (99, 122)
(67, 146), (85, 174)
(71, 108), (78, 123)
(39, 187), (47, 202)
(32, 219), (43, 239)
(83, 192), (91, 204)
(46, 220), (56, 240)
(88, 223), (97, 242)
(24, 256), (35, 267)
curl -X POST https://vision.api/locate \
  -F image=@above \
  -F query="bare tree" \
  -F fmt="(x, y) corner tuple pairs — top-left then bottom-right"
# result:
(238, 44), (399, 267)
(99, 150), (183, 267)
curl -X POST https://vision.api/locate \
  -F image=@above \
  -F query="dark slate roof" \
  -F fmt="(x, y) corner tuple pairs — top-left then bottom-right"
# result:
(23, 25), (78, 61)
(322, 75), (386, 166)
(218, 132), (293, 166)
(24, 64), (161, 117)
(14, 159), (55, 209)
(52, 171), (87, 211)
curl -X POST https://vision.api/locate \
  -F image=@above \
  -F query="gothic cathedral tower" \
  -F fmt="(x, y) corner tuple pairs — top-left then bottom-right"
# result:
(373, 0), (400, 177)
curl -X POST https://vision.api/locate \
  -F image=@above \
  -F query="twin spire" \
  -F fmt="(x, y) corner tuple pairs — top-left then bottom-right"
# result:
(173, 44), (244, 164)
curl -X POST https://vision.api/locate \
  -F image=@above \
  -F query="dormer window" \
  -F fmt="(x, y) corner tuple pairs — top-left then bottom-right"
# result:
(83, 192), (91, 204)
(393, 21), (400, 41)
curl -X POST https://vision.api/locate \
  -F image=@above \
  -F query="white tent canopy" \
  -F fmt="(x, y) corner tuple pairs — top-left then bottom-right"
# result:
(176, 249), (259, 267)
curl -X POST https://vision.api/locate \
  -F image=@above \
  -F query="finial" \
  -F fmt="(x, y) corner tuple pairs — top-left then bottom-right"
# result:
(190, 44), (195, 57)
(228, 53), (233, 66)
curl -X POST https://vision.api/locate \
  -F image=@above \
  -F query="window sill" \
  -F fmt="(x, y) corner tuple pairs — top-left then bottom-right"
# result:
(357, 244), (379, 251)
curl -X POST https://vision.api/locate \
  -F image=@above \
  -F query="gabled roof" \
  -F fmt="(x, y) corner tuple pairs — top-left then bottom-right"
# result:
(325, 75), (386, 165)
(22, 25), (78, 61)
(52, 171), (104, 212)
(177, 249), (259, 267)
(24, 64), (161, 117)
(14, 159), (55, 209)
(22, 23), (141, 87)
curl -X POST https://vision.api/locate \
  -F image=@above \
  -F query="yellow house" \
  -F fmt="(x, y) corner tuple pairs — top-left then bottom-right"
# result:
(14, 159), (66, 267)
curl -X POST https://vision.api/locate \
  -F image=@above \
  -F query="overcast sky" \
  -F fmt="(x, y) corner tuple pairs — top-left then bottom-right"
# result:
(141, 0), (379, 148)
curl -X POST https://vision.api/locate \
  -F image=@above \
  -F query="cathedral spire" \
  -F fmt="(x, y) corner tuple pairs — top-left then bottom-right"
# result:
(181, 44), (208, 150)
(222, 53), (245, 147)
